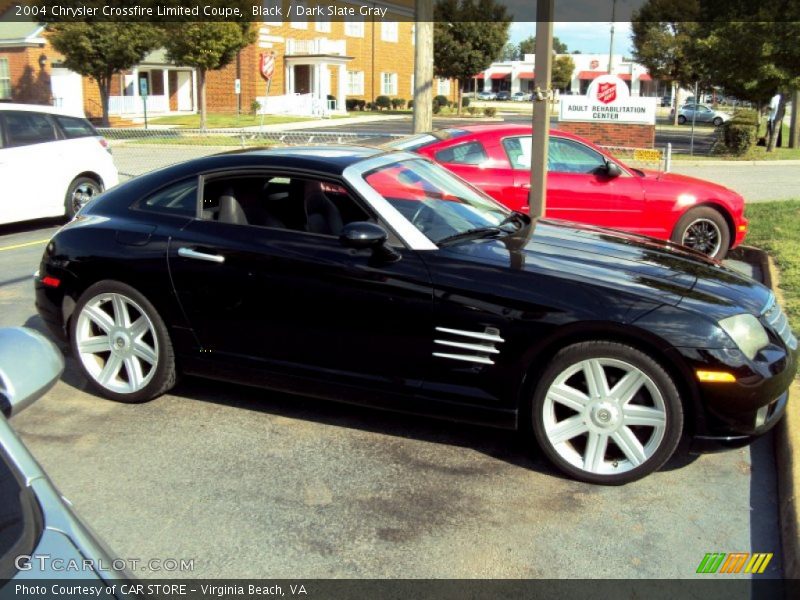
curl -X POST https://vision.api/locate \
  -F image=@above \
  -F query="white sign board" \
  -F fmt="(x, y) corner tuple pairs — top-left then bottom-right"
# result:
(559, 74), (656, 125)
(235, 79), (241, 95)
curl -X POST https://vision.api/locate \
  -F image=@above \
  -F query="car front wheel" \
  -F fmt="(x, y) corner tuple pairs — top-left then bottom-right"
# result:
(672, 206), (730, 259)
(65, 176), (102, 219)
(531, 342), (683, 485)
(713, 117), (723, 126)
(71, 280), (176, 403)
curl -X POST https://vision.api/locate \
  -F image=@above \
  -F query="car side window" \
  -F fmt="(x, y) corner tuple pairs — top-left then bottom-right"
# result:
(502, 136), (532, 169)
(434, 141), (488, 166)
(200, 174), (378, 239)
(2, 112), (58, 147)
(54, 115), (97, 139)
(138, 178), (198, 217)
(547, 138), (608, 174)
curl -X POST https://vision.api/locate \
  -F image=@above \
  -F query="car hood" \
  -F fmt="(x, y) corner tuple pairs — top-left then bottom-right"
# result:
(442, 218), (769, 319)
(636, 168), (738, 196)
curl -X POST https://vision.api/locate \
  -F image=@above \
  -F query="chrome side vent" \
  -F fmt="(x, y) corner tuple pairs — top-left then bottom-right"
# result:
(433, 326), (504, 365)
(761, 294), (797, 351)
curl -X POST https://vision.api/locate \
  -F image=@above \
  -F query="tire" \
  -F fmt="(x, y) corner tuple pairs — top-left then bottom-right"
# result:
(65, 176), (103, 219)
(712, 117), (723, 127)
(677, 115), (686, 124)
(531, 341), (683, 485)
(70, 280), (176, 403)
(671, 206), (731, 260)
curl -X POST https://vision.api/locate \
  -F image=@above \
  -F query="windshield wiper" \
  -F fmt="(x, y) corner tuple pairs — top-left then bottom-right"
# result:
(436, 226), (504, 247)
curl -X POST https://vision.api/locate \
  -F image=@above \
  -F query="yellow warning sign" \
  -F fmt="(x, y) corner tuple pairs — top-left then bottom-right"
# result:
(633, 148), (662, 162)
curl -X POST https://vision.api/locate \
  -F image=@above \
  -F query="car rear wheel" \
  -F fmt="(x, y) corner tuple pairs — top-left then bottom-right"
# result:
(672, 206), (730, 259)
(677, 115), (687, 124)
(65, 176), (102, 219)
(531, 342), (683, 485)
(71, 281), (176, 403)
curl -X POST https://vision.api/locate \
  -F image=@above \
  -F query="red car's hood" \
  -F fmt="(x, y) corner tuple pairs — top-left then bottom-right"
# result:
(637, 168), (738, 198)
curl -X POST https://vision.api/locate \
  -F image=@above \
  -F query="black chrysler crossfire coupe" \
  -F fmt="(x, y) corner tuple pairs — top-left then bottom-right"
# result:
(35, 147), (796, 484)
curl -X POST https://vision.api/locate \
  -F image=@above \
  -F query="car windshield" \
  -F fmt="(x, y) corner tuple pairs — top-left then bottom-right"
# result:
(364, 158), (512, 244)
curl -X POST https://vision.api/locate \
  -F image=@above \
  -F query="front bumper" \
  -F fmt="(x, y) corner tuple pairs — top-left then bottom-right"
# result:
(674, 342), (796, 452)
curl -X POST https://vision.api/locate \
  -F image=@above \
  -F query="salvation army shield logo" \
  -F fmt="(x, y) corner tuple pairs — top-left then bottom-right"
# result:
(597, 82), (617, 104)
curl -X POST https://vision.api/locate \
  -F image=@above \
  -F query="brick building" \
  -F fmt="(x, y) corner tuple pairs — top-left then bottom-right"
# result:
(1, 1), (458, 120)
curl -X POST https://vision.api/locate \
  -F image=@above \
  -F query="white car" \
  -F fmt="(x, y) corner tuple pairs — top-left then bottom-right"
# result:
(0, 103), (119, 225)
(512, 91), (532, 102)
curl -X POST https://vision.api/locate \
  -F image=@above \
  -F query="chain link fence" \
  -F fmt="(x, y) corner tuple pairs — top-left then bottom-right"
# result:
(99, 128), (404, 181)
(99, 127), (673, 182)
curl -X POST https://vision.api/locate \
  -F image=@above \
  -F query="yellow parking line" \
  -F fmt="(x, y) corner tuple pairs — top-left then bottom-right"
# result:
(0, 239), (50, 252)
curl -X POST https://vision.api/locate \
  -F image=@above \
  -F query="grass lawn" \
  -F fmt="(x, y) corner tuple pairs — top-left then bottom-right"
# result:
(744, 200), (800, 332)
(148, 113), (316, 128)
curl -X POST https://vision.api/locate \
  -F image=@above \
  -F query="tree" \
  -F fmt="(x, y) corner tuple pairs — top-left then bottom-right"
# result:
(631, 0), (705, 124)
(47, 22), (162, 126)
(434, 0), (510, 114)
(501, 42), (519, 61)
(552, 55), (576, 90)
(518, 36), (568, 58)
(161, 21), (255, 129)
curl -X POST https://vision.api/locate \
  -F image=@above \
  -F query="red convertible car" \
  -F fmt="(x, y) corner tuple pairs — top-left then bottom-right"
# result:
(389, 124), (748, 259)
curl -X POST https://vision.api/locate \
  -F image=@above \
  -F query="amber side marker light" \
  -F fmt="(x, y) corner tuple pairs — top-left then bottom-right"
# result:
(738, 225), (748, 232)
(696, 370), (736, 383)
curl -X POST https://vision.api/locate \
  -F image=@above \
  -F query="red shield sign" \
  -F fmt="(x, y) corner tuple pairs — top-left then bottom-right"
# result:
(259, 52), (275, 81)
(596, 82), (617, 105)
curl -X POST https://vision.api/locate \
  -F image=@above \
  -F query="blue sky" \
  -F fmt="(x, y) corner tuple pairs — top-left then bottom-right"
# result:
(508, 22), (635, 56)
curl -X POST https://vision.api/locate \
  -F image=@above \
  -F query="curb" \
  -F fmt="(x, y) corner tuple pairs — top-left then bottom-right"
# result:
(670, 159), (800, 167)
(764, 253), (800, 579)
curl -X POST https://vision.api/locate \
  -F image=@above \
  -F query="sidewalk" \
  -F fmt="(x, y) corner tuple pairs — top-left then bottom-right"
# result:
(238, 114), (409, 132)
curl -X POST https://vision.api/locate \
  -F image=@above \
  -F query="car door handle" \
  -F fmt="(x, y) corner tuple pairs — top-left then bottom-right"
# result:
(178, 247), (225, 264)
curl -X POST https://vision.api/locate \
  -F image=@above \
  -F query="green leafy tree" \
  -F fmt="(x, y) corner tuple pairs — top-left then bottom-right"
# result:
(161, 21), (255, 129)
(517, 35), (568, 58)
(434, 0), (511, 114)
(631, 0), (704, 124)
(552, 55), (576, 90)
(47, 22), (162, 126)
(501, 42), (519, 61)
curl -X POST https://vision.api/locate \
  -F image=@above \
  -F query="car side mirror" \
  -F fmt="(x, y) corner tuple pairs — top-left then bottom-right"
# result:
(0, 328), (64, 418)
(339, 222), (401, 263)
(604, 161), (622, 178)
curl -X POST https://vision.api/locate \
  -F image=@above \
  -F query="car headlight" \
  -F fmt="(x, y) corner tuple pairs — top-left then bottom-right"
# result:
(719, 314), (770, 360)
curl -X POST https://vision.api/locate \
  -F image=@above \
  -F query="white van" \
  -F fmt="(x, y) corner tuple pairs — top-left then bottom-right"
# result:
(0, 103), (119, 224)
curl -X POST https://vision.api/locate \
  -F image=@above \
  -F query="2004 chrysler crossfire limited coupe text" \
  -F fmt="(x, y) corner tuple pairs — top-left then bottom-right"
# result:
(35, 147), (797, 484)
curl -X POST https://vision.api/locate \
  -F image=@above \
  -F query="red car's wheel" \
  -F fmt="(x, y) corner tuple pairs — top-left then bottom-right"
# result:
(671, 207), (731, 260)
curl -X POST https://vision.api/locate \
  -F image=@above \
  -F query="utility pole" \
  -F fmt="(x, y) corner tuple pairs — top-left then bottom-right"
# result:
(607, 0), (616, 73)
(790, 88), (799, 149)
(529, 0), (554, 217)
(413, 0), (434, 133)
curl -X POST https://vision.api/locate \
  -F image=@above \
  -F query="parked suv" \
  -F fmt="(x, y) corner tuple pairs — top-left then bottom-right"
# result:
(0, 104), (118, 225)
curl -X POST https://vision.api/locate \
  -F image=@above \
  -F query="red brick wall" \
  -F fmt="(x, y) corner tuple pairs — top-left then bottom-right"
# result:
(555, 122), (656, 148)
(0, 46), (52, 105)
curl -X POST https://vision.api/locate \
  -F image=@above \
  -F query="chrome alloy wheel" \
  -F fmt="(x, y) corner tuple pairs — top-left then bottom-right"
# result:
(681, 218), (722, 257)
(70, 180), (102, 214)
(542, 358), (667, 476)
(75, 292), (159, 395)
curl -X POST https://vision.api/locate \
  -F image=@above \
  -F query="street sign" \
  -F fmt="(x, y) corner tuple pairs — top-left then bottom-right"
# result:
(633, 148), (662, 162)
(559, 74), (656, 125)
(138, 78), (149, 97)
(259, 52), (275, 81)
(234, 79), (241, 95)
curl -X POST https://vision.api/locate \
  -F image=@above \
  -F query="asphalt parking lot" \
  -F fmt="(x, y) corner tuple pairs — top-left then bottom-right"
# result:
(0, 220), (784, 579)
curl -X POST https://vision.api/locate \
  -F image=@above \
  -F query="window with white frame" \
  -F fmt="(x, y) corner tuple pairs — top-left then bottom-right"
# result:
(381, 22), (398, 42)
(347, 71), (364, 95)
(437, 78), (451, 95)
(290, 0), (308, 29)
(315, 17), (331, 33)
(381, 72), (397, 96)
(345, 18), (364, 37)
(0, 58), (10, 100)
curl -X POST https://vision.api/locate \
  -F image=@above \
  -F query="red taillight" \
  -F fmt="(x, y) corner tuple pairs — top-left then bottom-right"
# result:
(41, 276), (61, 288)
